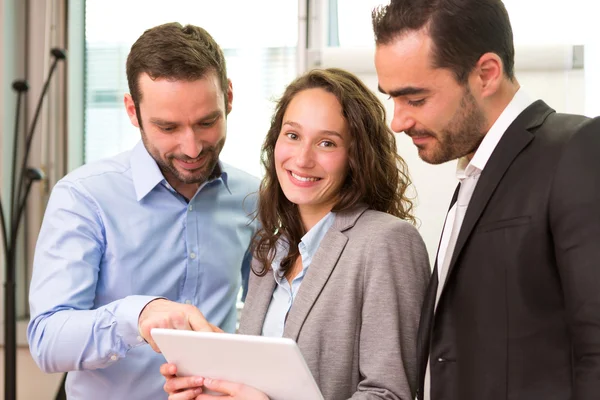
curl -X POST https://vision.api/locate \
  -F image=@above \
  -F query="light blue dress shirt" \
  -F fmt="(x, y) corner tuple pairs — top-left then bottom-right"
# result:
(261, 212), (335, 338)
(27, 141), (259, 400)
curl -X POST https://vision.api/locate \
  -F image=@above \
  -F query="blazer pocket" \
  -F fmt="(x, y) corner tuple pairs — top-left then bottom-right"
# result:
(477, 215), (531, 233)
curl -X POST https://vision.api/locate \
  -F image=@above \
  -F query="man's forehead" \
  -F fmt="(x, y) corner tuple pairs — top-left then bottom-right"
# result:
(376, 30), (433, 63)
(136, 72), (223, 101)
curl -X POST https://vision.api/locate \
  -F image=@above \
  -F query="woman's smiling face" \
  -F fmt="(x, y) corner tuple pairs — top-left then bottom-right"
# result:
(274, 88), (350, 220)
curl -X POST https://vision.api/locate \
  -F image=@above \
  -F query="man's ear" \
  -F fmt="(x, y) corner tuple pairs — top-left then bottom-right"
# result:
(226, 79), (233, 115)
(124, 93), (140, 128)
(471, 52), (503, 98)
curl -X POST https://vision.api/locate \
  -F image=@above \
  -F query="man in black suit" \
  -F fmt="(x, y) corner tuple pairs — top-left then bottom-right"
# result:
(372, 1), (600, 399)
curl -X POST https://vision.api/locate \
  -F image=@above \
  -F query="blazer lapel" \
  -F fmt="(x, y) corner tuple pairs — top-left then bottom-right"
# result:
(444, 100), (554, 284)
(239, 259), (277, 335)
(282, 205), (368, 341)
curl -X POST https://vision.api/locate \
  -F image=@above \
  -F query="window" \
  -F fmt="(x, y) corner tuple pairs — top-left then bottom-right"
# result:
(336, 0), (389, 47)
(334, 0), (596, 47)
(84, 0), (298, 177)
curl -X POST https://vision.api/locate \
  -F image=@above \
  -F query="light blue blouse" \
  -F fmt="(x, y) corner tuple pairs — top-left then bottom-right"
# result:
(261, 212), (336, 337)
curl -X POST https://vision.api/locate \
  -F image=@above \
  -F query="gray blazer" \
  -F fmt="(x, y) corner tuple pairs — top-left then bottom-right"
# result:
(240, 206), (430, 400)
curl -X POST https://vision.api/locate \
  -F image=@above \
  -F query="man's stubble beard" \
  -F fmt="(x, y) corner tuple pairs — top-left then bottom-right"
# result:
(411, 88), (488, 165)
(141, 130), (226, 185)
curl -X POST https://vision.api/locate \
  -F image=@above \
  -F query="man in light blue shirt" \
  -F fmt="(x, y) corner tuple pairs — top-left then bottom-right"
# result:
(27, 22), (259, 399)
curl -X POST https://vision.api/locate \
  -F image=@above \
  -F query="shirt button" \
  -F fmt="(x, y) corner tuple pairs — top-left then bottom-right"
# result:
(437, 357), (446, 362)
(185, 300), (192, 305)
(188, 205), (193, 211)
(110, 354), (118, 361)
(189, 252), (196, 259)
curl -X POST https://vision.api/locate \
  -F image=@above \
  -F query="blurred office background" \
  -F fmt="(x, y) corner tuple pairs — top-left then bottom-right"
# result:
(1, 0), (599, 397)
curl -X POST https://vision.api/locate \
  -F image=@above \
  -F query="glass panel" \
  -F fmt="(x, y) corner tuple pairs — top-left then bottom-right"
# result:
(336, 0), (388, 47)
(503, 0), (590, 45)
(335, 0), (593, 47)
(84, 0), (298, 177)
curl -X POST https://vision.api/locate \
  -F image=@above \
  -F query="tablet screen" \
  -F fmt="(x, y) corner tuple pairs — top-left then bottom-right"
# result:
(151, 328), (323, 400)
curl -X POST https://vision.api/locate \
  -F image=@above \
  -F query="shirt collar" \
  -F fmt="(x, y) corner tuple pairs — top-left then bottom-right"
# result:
(130, 140), (231, 201)
(457, 88), (535, 180)
(271, 212), (336, 281)
(214, 163), (231, 195)
(131, 141), (166, 201)
(298, 211), (336, 267)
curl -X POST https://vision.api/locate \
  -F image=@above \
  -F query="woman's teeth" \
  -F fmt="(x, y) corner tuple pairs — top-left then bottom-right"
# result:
(291, 171), (319, 182)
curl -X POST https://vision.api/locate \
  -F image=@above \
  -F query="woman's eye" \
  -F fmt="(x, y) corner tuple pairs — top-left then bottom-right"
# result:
(319, 140), (335, 148)
(285, 132), (298, 140)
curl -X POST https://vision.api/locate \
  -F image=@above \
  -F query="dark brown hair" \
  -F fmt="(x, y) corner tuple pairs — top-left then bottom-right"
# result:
(372, 0), (515, 83)
(252, 68), (415, 277)
(125, 22), (228, 125)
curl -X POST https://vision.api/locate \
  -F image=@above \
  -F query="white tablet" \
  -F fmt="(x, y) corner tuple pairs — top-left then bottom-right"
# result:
(151, 328), (323, 400)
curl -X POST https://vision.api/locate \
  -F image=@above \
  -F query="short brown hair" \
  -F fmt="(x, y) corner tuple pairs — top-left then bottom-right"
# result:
(126, 22), (228, 123)
(253, 68), (415, 277)
(372, 0), (515, 83)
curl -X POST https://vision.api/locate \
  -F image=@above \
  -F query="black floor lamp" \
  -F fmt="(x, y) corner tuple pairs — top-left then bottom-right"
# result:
(0, 47), (66, 400)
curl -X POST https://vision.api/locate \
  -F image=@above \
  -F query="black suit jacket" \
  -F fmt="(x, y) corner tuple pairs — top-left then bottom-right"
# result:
(418, 101), (600, 400)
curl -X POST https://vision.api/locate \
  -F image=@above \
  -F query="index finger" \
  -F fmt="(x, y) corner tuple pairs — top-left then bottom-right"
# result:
(188, 312), (214, 332)
(141, 318), (169, 353)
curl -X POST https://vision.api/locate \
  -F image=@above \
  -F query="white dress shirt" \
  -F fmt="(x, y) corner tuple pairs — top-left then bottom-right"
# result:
(425, 88), (535, 400)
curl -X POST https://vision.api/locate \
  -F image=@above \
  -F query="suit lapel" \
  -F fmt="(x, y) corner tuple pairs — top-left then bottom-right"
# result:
(239, 260), (277, 335)
(443, 100), (554, 286)
(282, 205), (368, 341)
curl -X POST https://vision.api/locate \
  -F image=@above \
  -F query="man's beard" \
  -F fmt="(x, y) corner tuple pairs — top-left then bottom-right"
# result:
(142, 132), (225, 185)
(407, 88), (488, 165)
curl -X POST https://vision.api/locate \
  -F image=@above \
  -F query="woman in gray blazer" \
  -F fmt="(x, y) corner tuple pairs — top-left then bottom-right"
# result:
(162, 68), (430, 400)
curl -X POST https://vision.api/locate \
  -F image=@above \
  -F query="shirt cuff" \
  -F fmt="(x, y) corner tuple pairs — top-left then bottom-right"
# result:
(114, 295), (163, 349)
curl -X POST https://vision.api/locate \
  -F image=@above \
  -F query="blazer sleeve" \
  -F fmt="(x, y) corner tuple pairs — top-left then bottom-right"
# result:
(351, 219), (430, 400)
(549, 117), (600, 400)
